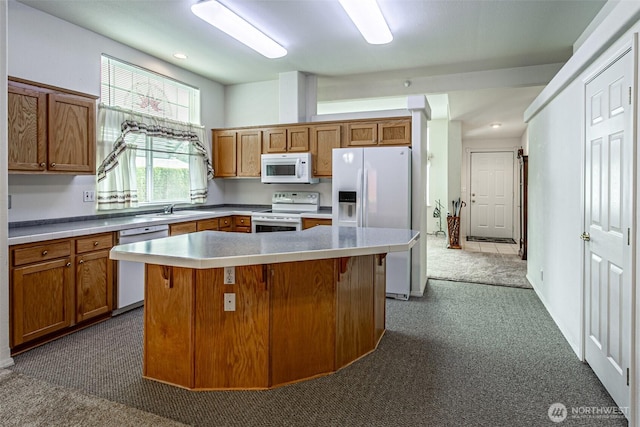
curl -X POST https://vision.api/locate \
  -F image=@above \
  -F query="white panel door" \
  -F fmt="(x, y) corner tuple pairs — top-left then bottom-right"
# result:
(469, 151), (514, 238)
(584, 50), (631, 413)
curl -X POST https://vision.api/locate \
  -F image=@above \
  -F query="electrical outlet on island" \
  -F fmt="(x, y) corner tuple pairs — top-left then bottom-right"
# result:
(224, 266), (235, 284)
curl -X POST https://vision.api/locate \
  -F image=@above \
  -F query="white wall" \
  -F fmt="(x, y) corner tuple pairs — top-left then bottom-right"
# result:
(224, 80), (279, 127)
(223, 180), (332, 208)
(448, 120), (462, 212)
(7, 1), (226, 222)
(426, 119), (449, 233)
(527, 78), (584, 356)
(460, 138), (522, 241)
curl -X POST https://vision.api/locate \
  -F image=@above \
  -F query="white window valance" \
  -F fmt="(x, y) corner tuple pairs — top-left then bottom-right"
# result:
(96, 104), (213, 210)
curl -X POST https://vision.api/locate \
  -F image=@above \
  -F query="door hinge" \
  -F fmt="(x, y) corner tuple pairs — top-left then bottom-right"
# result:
(627, 368), (630, 386)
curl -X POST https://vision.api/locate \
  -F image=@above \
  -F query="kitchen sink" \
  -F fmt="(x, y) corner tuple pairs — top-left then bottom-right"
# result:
(136, 210), (209, 219)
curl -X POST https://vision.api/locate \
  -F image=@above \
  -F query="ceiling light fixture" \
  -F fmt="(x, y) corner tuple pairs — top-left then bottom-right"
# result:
(191, 0), (287, 59)
(338, 0), (393, 45)
(173, 53), (188, 60)
(490, 123), (502, 129)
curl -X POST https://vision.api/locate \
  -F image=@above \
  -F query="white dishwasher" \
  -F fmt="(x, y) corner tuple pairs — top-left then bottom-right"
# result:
(114, 224), (169, 315)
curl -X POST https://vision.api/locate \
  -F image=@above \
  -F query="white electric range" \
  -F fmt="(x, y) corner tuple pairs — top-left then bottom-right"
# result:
(251, 191), (320, 233)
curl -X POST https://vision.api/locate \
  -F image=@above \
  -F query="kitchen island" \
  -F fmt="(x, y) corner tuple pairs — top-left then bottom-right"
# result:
(110, 226), (418, 390)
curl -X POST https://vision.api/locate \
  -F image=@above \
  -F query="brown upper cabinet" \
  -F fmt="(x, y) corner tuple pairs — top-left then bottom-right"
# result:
(8, 77), (97, 174)
(212, 130), (237, 177)
(262, 126), (310, 153)
(344, 119), (411, 147)
(310, 124), (341, 177)
(212, 129), (261, 178)
(212, 117), (410, 179)
(237, 130), (262, 177)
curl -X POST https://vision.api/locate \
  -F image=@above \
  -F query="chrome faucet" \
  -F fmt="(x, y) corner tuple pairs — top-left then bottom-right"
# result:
(163, 204), (175, 214)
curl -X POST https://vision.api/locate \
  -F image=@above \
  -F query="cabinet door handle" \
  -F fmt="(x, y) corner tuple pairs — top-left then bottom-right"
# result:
(50, 162), (56, 167)
(79, 259), (84, 264)
(42, 250), (48, 256)
(39, 162), (46, 167)
(66, 262), (71, 267)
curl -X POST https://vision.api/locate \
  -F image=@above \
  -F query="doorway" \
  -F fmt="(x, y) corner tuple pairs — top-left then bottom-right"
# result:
(468, 151), (515, 240)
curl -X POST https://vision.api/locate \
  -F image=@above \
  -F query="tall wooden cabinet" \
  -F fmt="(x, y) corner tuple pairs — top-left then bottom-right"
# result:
(8, 77), (97, 174)
(518, 149), (528, 260)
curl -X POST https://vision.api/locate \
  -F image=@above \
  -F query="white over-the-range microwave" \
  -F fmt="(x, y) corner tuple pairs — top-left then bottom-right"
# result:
(261, 152), (319, 184)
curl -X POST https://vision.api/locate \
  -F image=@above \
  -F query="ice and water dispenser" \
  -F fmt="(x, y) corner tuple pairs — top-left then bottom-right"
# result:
(337, 191), (357, 226)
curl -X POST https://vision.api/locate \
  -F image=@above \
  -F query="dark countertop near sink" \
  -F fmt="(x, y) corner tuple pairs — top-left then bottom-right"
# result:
(8, 205), (333, 246)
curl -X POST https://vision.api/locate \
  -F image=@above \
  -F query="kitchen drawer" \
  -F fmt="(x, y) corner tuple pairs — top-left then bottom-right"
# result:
(170, 221), (197, 236)
(76, 233), (113, 254)
(219, 216), (232, 229)
(234, 226), (252, 234)
(197, 218), (219, 231)
(234, 216), (251, 227)
(302, 218), (332, 229)
(12, 241), (72, 266)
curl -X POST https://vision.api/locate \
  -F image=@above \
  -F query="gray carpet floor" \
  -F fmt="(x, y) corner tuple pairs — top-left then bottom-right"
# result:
(7, 280), (626, 426)
(427, 234), (531, 288)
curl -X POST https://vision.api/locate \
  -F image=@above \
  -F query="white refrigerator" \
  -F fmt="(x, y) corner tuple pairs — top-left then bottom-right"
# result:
(332, 146), (412, 299)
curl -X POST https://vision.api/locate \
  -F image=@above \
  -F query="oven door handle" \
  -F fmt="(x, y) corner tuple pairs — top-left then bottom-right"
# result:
(252, 217), (301, 224)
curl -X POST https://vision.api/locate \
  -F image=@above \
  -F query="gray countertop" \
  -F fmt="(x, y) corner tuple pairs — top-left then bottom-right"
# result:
(8, 207), (332, 245)
(110, 226), (419, 269)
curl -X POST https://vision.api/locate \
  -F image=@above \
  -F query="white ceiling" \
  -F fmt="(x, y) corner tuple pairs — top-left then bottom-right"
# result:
(16, 0), (607, 140)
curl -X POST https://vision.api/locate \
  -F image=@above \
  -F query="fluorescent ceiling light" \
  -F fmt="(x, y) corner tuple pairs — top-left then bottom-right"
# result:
(173, 52), (188, 59)
(191, 0), (287, 59)
(339, 0), (393, 45)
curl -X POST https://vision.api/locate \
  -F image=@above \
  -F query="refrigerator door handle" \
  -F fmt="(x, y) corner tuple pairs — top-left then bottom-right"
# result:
(363, 168), (368, 227)
(356, 168), (363, 227)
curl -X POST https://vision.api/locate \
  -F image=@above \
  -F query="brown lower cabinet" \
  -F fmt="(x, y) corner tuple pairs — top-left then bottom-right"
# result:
(10, 233), (114, 353)
(170, 216), (250, 236)
(143, 254), (386, 390)
(302, 218), (332, 229)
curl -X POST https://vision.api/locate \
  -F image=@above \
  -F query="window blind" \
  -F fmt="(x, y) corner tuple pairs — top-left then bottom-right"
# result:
(100, 55), (201, 125)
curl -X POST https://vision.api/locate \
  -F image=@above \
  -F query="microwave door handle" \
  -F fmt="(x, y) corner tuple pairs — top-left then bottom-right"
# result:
(296, 158), (302, 178)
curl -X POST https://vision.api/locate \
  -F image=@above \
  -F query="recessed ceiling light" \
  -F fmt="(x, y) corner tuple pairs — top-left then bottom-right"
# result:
(490, 123), (502, 129)
(191, 0), (287, 59)
(173, 53), (188, 60)
(339, 0), (393, 45)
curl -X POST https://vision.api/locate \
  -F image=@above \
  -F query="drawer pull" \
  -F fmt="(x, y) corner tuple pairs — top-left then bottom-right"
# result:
(42, 250), (48, 256)
(94, 241), (99, 246)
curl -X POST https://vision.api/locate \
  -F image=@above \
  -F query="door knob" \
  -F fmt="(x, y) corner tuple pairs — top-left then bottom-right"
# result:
(580, 232), (591, 241)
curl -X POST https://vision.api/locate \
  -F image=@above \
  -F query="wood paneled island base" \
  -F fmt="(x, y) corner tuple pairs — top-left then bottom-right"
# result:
(143, 254), (386, 390)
